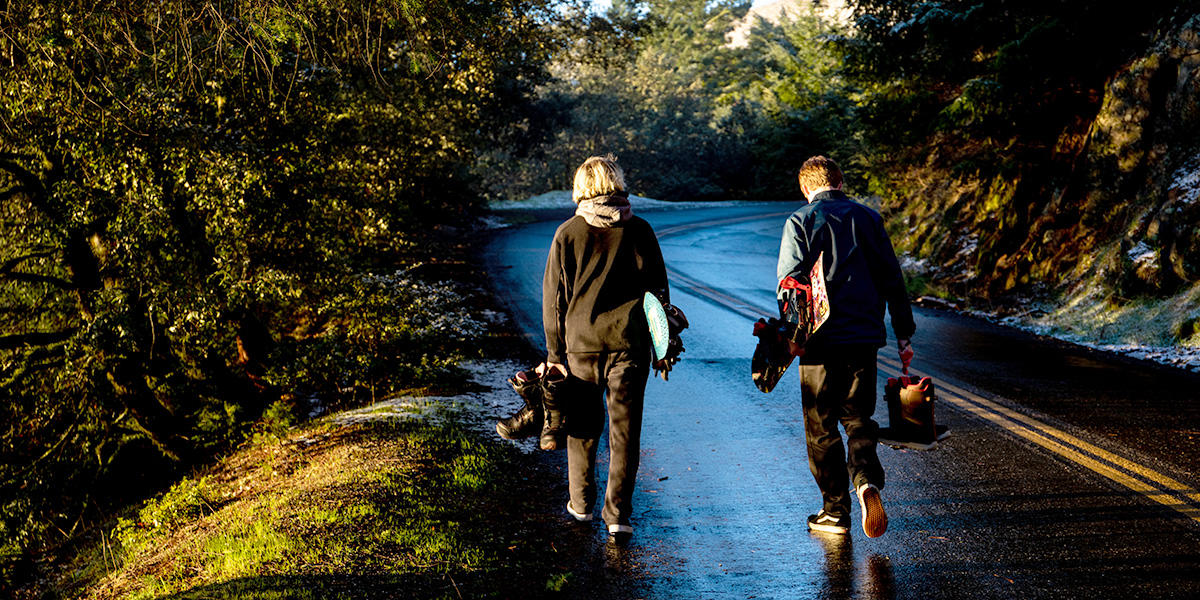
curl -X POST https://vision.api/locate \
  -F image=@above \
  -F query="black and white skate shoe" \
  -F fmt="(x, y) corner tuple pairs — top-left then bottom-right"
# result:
(807, 510), (850, 535)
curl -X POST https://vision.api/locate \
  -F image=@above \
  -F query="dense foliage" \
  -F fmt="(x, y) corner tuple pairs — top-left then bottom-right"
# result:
(0, 0), (559, 573)
(836, 0), (1199, 304)
(483, 0), (860, 202)
(6, 0), (1199, 593)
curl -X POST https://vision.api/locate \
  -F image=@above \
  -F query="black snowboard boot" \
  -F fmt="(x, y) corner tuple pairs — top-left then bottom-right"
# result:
(496, 369), (544, 440)
(539, 370), (569, 451)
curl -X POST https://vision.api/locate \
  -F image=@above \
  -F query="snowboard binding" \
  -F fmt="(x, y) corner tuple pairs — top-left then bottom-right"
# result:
(654, 302), (690, 381)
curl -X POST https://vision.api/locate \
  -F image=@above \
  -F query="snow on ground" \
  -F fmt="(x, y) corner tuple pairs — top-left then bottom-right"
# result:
(1126, 241), (1157, 266)
(329, 360), (542, 452)
(900, 254), (931, 275)
(954, 302), (1200, 374)
(1169, 156), (1200, 205)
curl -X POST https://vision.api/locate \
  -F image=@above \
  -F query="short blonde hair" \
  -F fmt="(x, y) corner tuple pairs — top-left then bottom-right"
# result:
(797, 155), (843, 191)
(572, 154), (626, 203)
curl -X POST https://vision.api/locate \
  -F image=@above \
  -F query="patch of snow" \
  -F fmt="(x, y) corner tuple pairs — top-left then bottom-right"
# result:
(900, 254), (930, 274)
(955, 235), (978, 259)
(479, 215), (511, 230)
(1079, 342), (1200, 373)
(1168, 157), (1200, 205)
(1126, 241), (1156, 266)
(329, 360), (542, 452)
(962, 307), (1200, 373)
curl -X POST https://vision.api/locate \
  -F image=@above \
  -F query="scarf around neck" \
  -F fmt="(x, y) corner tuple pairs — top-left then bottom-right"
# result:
(575, 191), (633, 228)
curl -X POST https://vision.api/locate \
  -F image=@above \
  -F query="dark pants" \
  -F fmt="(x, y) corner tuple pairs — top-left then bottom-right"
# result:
(799, 345), (885, 517)
(565, 350), (649, 527)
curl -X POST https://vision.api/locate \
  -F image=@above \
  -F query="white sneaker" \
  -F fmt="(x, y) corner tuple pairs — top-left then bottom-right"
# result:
(608, 523), (633, 537)
(856, 483), (888, 538)
(566, 501), (593, 522)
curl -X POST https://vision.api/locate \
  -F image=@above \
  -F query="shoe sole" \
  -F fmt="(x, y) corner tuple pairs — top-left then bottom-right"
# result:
(497, 422), (538, 441)
(807, 521), (849, 535)
(859, 486), (888, 538)
(496, 422), (517, 440)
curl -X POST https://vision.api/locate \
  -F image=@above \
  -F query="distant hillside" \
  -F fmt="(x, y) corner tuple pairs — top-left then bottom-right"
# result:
(726, 0), (852, 47)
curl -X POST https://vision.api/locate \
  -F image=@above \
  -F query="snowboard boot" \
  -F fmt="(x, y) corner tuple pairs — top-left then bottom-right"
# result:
(495, 368), (544, 440)
(539, 370), (569, 451)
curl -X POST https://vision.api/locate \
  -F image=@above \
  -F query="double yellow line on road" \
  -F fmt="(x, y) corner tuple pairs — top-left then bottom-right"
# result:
(876, 356), (1200, 524)
(658, 210), (1200, 526)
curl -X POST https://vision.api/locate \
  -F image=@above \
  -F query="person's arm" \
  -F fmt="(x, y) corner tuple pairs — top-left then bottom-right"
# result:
(542, 233), (569, 367)
(776, 213), (810, 296)
(639, 221), (669, 303)
(867, 213), (916, 357)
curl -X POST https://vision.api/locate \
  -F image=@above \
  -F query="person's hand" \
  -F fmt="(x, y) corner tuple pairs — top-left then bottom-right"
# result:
(653, 358), (673, 381)
(898, 339), (914, 373)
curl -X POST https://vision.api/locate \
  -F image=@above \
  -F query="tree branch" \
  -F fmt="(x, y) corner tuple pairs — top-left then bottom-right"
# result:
(0, 251), (56, 275)
(0, 271), (76, 290)
(0, 329), (79, 350)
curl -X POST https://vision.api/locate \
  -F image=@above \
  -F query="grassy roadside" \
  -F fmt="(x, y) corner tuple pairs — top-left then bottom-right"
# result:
(49, 411), (583, 600)
(22, 221), (618, 600)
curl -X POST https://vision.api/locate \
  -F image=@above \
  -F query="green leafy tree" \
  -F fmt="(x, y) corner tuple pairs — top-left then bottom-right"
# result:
(0, 0), (558, 570)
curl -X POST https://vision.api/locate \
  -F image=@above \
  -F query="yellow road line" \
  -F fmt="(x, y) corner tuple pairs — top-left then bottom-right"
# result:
(877, 360), (1200, 523)
(878, 356), (1200, 502)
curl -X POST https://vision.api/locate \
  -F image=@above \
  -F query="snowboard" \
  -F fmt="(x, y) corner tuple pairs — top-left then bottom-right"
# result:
(644, 291), (671, 361)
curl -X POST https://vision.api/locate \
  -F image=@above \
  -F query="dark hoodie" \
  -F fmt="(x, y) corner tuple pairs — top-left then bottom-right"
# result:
(776, 189), (915, 352)
(542, 192), (668, 364)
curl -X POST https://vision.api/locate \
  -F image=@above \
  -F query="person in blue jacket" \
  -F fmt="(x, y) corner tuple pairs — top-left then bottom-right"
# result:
(777, 155), (916, 538)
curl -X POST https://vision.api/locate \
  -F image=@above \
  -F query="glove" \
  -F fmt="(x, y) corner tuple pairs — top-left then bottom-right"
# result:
(898, 339), (914, 374)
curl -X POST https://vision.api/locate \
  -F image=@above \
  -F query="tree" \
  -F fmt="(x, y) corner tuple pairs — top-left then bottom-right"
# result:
(0, 0), (559, 563)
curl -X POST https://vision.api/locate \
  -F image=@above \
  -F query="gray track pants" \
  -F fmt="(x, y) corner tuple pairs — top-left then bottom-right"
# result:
(565, 349), (649, 527)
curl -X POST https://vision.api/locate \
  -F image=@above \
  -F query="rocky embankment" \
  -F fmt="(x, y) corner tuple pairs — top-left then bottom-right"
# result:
(888, 14), (1200, 358)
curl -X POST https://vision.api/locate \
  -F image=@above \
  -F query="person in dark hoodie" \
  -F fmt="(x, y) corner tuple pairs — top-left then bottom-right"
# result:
(777, 155), (915, 539)
(541, 154), (668, 541)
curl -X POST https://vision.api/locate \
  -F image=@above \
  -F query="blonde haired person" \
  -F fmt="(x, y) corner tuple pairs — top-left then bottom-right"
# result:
(541, 154), (669, 541)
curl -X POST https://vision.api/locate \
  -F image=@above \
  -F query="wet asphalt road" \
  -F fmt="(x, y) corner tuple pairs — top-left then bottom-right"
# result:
(485, 203), (1200, 599)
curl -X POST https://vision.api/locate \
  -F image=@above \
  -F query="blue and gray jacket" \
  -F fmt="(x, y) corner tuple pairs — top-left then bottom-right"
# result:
(776, 189), (915, 350)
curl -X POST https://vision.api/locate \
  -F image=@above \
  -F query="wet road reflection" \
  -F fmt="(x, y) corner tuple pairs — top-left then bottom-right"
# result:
(486, 203), (1200, 599)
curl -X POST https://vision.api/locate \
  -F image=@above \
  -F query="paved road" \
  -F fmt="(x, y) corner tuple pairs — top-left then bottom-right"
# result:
(485, 202), (1200, 599)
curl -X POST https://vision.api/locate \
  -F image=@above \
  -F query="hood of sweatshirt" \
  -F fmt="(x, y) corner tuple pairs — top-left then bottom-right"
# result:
(575, 191), (633, 227)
